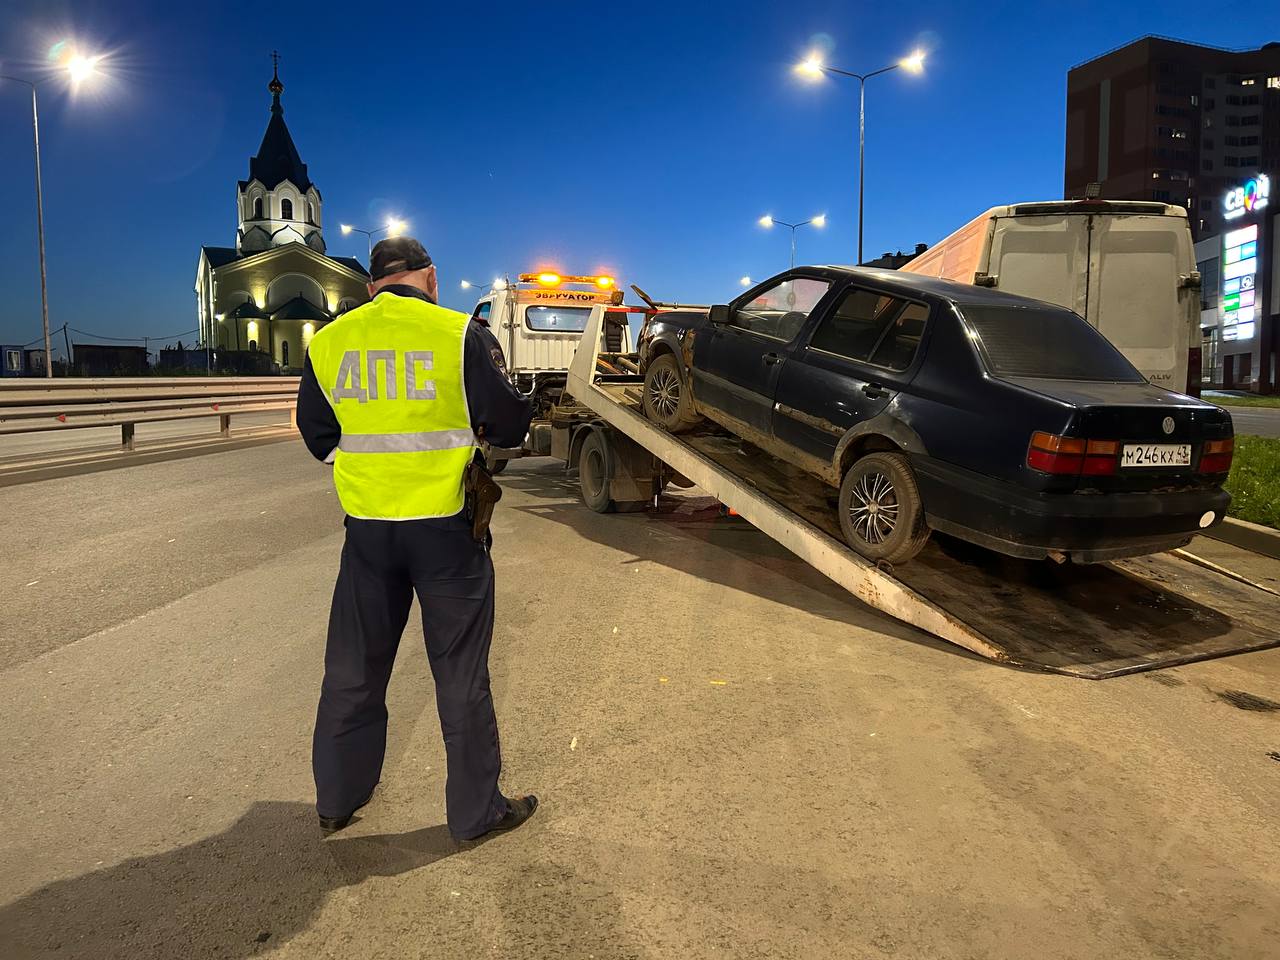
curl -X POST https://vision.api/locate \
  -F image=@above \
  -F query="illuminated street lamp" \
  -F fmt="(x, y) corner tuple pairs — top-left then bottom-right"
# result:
(759, 213), (827, 269)
(460, 279), (501, 291)
(340, 217), (408, 260)
(795, 48), (926, 264)
(1, 47), (104, 377)
(740, 275), (752, 287)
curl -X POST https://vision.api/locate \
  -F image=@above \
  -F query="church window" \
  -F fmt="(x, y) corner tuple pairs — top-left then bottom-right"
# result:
(281, 198), (293, 220)
(253, 196), (263, 219)
(281, 340), (290, 366)
(307, 201), (314, 224)
(249, 339), (258, 352)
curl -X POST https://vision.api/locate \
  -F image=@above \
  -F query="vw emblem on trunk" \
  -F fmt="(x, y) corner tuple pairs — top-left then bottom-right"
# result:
(1162, 416), (1175, 435)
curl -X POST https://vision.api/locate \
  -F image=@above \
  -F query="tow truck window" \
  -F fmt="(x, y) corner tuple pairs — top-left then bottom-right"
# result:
(735, 277), (831, 341)
(808, 287), (928, 370)
(525, 305), (592, 332)
(963, 304), (1144, 382)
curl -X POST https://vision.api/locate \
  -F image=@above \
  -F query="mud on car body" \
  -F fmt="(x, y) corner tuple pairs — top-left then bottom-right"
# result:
(637, 267), (1233, 565)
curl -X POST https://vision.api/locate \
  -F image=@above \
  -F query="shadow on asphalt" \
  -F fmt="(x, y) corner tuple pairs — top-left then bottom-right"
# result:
(1, 800), (485, 959)
(501, 460), (975, 664)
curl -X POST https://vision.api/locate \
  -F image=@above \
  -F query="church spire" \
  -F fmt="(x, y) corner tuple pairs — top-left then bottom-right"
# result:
(245, 51), (311, 192)
(268, 50), (284, 115)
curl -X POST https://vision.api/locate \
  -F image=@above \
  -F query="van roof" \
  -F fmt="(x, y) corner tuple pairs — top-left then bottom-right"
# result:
(809, 265), (1075, 310)
(999, 199), (1185, 218)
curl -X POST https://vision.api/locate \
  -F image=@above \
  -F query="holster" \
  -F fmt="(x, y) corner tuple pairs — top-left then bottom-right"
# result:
(463, 461), (503, 543)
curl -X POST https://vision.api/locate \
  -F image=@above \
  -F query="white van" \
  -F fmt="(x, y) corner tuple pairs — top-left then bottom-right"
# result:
(469, 272), (635, 415)
(901, 200), (1202, 395)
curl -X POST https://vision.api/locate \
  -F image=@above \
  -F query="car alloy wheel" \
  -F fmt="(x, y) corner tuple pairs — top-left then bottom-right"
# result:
(837, 451), (930, 565)
(848, 470), (900, 545)
(647, 366), (682, 419)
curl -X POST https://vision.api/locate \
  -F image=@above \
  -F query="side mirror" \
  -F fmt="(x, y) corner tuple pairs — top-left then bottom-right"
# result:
(709, 304), (732, 325)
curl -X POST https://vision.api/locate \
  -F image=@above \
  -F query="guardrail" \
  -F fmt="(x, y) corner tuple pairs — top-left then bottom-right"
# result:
(0, 377), (300, 450)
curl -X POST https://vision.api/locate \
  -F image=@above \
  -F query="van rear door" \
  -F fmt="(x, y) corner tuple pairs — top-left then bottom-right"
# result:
(1086, 214), (1192, 392)
(986, 214), (1090, 317)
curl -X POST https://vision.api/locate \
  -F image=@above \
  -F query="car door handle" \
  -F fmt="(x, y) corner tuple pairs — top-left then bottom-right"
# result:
(762, 352), (784, 365)
(862, 383), (889, 399)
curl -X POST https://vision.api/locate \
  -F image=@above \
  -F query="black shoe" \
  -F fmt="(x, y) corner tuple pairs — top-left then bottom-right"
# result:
(462, 794), (538, 843)
(318, 786), (376, 835)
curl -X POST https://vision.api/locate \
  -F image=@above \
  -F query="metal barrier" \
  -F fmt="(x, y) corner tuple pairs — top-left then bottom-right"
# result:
(0, 377), (300, 451)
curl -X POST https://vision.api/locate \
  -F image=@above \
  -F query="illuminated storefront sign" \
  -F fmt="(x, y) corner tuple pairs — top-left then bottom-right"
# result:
(1223, 174), (1270, 221)
(1221, 222), (1260, 341)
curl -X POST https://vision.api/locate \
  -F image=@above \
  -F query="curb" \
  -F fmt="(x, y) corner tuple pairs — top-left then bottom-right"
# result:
(1207, 517), (1280, 561)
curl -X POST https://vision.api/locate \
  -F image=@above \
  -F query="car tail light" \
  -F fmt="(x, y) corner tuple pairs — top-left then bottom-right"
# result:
(1081, 439), (1120, 476)
(1027, 432), (1085, 474)
(1027, 433), (1119, 476)
(1199, 438), (1233, 474)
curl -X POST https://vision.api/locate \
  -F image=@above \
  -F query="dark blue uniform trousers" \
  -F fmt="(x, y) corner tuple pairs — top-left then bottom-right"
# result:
(312, 514), (508, 840)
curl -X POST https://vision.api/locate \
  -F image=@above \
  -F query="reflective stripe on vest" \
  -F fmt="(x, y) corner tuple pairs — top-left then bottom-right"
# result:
(307, 293), (475, 520)
(338, 428), (476, 453)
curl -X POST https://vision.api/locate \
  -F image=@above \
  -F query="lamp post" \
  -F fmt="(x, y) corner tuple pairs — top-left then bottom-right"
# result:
(340, 217), (408, 261)
(2, 52), (103, 377)
(758, 213), (827, 269)
(460, 279), (502, 291)
(795, 49), (925, 265)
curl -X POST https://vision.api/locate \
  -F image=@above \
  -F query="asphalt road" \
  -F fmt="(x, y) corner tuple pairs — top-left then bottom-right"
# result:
(1220, 404), (1280, 438)
(1, 441), (1278, 959)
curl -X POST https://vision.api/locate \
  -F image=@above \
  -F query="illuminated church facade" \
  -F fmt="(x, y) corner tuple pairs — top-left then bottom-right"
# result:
(194, 59), (368, 373)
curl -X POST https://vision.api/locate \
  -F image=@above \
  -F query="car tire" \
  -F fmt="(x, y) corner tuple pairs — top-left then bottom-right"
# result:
(837, 451), (930, 565)
(489, 457), (508, 475)
(642, 354), (701, 433)
(578, 430), (615, 513)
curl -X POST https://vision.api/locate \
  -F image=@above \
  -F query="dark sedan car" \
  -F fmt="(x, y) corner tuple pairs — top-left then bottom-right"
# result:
(637, 267), (1233, 565)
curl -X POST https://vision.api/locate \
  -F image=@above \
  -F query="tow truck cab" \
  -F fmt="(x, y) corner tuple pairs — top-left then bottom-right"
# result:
(469, 272), (634, 415)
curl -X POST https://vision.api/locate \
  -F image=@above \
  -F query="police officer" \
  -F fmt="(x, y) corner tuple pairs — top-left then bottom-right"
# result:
(296, 236), (536, 841)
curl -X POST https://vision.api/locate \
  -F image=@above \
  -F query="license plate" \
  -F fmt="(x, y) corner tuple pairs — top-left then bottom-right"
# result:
(1122, 443), (1191, 468)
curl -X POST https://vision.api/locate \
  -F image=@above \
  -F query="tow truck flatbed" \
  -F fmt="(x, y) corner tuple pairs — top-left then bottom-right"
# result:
(554, 308), (1279, 679)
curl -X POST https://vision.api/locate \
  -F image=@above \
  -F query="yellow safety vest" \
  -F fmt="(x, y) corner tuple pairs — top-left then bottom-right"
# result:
(308, 292), (475, 520)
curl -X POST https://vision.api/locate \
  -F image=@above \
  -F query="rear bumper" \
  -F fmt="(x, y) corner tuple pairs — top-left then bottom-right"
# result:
(913, 455), (1231, 562)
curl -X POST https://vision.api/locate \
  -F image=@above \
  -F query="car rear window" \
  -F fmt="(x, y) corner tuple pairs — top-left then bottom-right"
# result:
(960, 304), (1144, 382)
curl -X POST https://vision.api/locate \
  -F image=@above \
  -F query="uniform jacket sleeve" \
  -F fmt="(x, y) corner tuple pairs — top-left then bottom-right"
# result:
(296, 353), (341, 462)
(465, 322), (534, 448)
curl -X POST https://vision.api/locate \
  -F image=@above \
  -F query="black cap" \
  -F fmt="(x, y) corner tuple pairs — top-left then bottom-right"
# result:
(369, 236), (433, 281)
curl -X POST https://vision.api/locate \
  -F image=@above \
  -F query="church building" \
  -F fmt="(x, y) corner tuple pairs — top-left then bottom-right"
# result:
(195, 59), (368, 373)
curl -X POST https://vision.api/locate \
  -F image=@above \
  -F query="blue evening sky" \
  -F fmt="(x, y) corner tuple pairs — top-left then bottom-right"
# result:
(1, 0), (1276, 349)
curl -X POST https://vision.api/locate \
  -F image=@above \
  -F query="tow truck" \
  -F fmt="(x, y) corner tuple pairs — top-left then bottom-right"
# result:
(504, 291), (1279, 680)
(468, 272), (637, 418)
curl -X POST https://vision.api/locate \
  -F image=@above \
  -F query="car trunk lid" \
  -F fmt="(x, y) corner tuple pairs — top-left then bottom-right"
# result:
(1008, 377), (1233, 491)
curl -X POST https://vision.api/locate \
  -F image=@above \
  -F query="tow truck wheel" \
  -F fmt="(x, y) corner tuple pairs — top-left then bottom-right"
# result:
(578, 430), (615, 513)
(642, 354), (701, 433)
(838, 452), (930, 565)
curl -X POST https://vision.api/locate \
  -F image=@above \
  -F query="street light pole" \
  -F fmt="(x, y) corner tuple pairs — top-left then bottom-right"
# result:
(30, 83), (51, 378)
(341, 217), (409, 265)
(1, 76), (53, 377)
(858, 76), (865, 267)
(795, 50), (925, 265)
(758, 214), (827, 269)
(3, 52), (104, 378)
